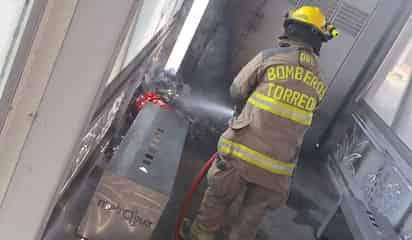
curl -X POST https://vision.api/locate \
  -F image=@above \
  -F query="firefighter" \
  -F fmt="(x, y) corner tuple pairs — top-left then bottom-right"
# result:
(187, 6), (338, 240)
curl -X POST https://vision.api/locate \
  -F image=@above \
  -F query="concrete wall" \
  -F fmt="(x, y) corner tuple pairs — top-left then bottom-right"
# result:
(0, 0), (77, 207)
(228, 0), (295, 76)
(0, 1), (139, 239)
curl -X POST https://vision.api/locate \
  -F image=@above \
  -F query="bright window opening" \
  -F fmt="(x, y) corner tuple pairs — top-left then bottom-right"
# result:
(365, 16), (412, 150)
(107, 0), (184, 86)
(0, 0), (32, 99)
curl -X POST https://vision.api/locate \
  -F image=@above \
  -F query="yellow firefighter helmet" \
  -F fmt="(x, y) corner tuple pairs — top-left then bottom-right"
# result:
(288, 6), (326, 32)
(287, 6), (339, 39)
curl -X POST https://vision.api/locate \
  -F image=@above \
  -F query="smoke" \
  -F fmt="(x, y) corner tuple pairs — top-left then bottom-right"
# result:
(176, 94), (234, 118)
(173, 94), (233, 141)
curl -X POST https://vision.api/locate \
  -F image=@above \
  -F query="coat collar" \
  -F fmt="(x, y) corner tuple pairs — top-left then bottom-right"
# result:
(278, 36), (314, 53)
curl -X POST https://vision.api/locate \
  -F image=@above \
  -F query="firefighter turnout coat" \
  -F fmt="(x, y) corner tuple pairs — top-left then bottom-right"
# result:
(218, 41), (327, 193)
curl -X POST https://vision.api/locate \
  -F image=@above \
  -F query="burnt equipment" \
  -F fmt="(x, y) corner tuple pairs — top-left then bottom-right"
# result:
(78, 103), (189, 240)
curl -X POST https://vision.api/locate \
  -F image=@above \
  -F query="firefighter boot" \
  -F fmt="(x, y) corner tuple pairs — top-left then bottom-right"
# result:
(180, 218), (193, 240)
(190, 222), (215, 240)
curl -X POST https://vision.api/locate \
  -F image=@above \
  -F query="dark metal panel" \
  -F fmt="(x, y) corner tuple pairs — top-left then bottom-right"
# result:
(78, 104), (189, 240)
(319, 194), (399, 240)
(107, 104), (189, 195)
(78, 175), (168, 240)
(304, 0), (411, 149)
(334, 2), (369, 37)
(321, 103), (412, 239)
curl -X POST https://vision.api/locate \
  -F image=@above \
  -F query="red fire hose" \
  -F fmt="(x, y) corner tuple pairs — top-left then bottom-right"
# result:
(174, 153), (218, 240)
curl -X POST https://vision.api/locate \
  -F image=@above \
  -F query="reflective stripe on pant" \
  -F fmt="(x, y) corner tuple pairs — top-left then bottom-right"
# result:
(218, 137), (295, 176)
(194, 159), (288, 240)
(248, 92), (313, 126)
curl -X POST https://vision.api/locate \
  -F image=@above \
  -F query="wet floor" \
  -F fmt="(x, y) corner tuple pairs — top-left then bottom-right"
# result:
(258, 207), (316, 240)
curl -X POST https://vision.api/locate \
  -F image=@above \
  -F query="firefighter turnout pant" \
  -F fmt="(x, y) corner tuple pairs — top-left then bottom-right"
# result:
(192, 156), (288, 240)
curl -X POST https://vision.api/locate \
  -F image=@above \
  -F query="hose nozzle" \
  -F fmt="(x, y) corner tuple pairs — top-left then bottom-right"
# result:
(324, 23), (339, 40)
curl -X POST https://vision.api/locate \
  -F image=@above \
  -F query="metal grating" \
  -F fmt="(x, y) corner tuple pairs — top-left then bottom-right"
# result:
(333, 2), (369, 37)
(297, 0), (370, 37)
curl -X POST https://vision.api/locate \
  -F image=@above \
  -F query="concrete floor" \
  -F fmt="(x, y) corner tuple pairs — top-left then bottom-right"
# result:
(258, 207), (316, 240)
(150, 140), (326, 240)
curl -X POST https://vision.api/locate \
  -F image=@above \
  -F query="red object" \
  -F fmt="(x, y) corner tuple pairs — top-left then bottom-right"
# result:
(174, 153), (218, 240)
(135, 92), (170, 112)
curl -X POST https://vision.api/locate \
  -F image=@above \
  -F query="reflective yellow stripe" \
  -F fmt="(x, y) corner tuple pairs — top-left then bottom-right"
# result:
(248, 92), (313, 126)
(218, 137), (295, 176)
